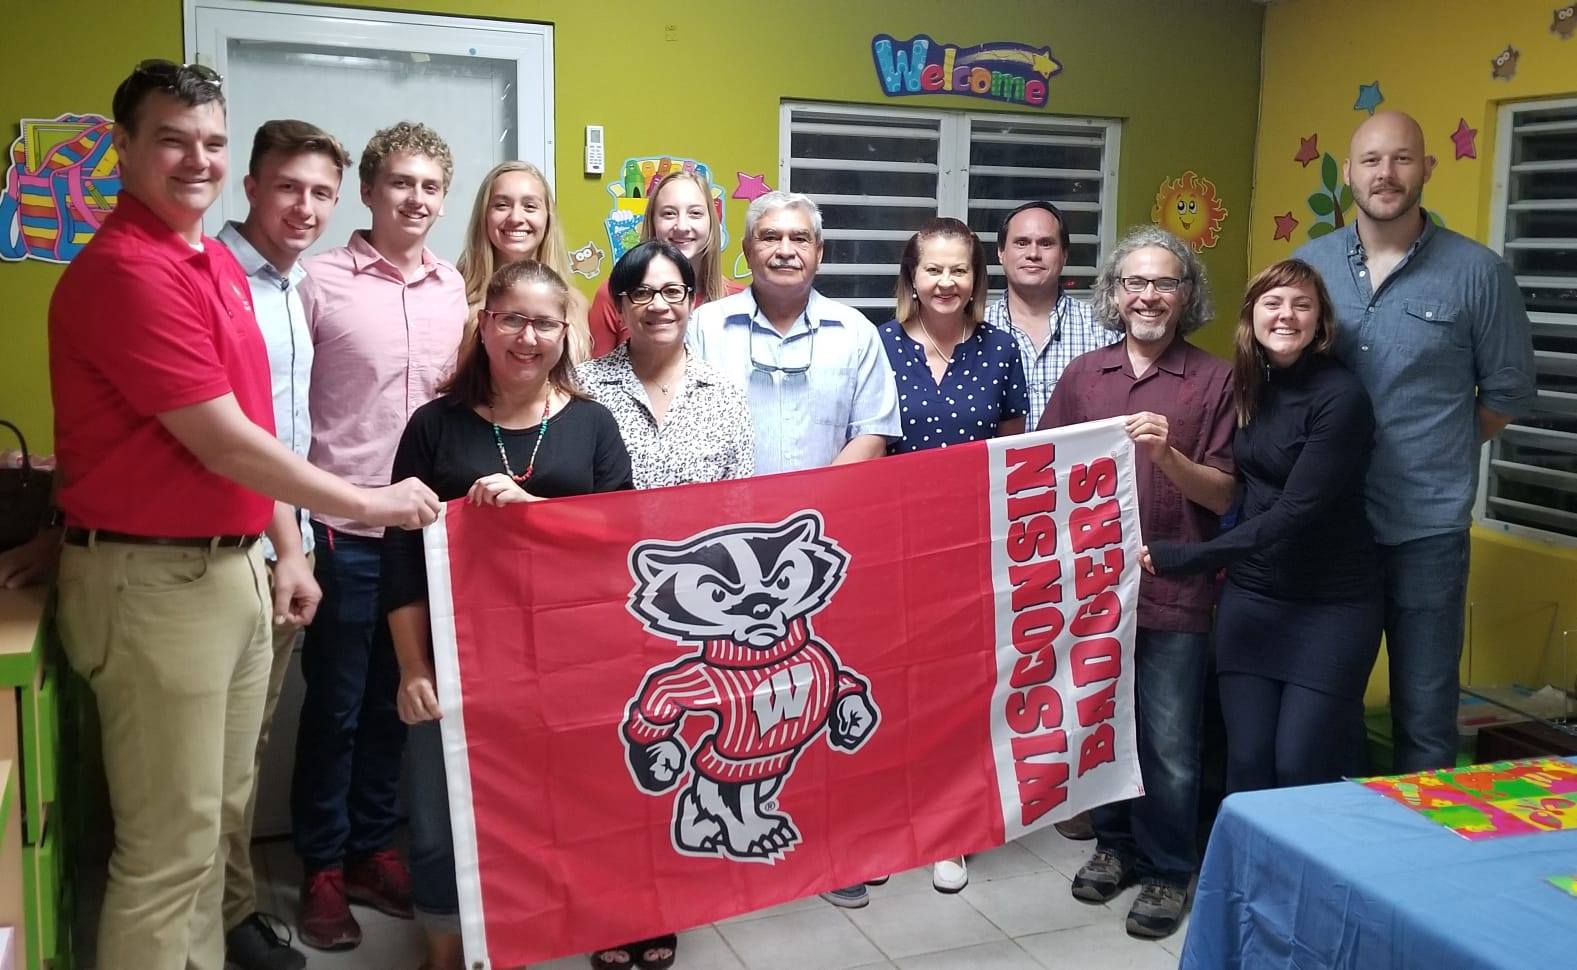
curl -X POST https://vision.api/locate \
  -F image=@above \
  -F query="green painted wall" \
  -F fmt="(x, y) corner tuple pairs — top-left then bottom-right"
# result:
(0, 0), (1264, 451)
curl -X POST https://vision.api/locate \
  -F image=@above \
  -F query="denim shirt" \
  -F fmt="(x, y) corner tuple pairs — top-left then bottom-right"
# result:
(1295, 215), (1536, 545)
(218, 222), (314, 560)
(689, 288), (901, 474)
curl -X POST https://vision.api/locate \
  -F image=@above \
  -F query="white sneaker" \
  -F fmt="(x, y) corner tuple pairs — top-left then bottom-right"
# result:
(932, 856), (967, 893)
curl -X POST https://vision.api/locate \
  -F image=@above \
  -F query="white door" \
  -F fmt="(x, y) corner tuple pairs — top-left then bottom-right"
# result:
(187, 0), (554, 264)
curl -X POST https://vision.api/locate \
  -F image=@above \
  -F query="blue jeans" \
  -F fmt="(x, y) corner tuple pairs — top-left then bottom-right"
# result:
(1091, 627), (1209, 888)
(406, 721), (460, 932)
(1380, 530), (1470, 772)
(291, 524), (407, 868)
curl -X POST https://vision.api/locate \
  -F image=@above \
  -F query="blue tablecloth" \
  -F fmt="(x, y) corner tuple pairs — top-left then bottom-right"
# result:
(1180, 767), (1577, 969)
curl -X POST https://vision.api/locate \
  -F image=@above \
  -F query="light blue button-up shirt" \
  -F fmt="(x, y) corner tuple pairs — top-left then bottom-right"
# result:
(1295, 215), (1536, 545)
(219, 222), (314, 560)
(689, 288), (901, 475)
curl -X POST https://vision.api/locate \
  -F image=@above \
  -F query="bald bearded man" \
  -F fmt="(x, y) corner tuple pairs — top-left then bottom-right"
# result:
(1295, 110), (1534, 772)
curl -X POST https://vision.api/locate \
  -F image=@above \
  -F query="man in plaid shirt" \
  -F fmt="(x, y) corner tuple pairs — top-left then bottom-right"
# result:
(984, 201), (1116, 423)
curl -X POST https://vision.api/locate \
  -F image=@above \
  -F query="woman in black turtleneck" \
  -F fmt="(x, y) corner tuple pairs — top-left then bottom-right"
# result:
(1145, 259), (1380, 793)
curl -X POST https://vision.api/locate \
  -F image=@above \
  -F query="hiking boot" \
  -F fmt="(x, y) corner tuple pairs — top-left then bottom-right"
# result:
(345, 847), (415, 919)
(1070, 848), (1131, 903)
(298, 867), (361, 951)
(225, 912), (307, 970)
(819, 884), (870, 908)
(1125, 879), (1188, 939)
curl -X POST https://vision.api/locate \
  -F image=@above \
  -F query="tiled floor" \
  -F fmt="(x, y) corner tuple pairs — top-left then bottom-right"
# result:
(76, 828), (1189, 969)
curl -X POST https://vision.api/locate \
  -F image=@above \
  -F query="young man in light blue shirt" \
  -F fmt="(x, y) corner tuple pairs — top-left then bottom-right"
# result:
(216, 118), (350, 970)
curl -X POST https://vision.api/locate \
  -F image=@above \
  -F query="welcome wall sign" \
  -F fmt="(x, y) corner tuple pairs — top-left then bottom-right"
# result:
(871, 34), (1063, 108)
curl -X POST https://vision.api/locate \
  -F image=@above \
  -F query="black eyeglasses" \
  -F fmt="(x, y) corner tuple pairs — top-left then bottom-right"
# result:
(133, 59), (225, 90)
(748, 322), (816, 377)
(623, 283), (692, 307)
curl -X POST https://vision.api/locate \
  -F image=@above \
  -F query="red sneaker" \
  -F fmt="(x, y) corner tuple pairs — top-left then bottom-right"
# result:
(297, 867), (362, 951)
(345, 848), (415, 919)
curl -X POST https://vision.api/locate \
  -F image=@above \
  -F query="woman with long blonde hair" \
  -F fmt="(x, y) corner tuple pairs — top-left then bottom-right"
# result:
(588, 169), (740, 357)
(457, 160), (590, 360)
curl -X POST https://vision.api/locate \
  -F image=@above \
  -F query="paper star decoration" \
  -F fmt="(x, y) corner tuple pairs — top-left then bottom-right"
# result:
(1450, 118), (1478, 160)
(1353, 81), (1384, 115)
(1273, 211), (1299, 242)
(1294, 134), (1320, 167)
(732, 172), (771, 202)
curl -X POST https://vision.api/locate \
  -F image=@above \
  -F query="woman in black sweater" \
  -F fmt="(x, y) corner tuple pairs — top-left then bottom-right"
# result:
(382, 259), (632, 970)
(1145, 259), (1379, 793)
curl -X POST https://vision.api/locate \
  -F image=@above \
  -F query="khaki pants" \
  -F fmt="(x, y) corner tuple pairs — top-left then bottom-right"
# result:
(57, 541), (271, 970)
(220, 548), (312, 927)
(222, 552), (313, 930)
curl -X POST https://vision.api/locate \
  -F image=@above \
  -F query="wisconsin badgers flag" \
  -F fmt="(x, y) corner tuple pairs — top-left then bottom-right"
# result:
(425, 418), (1143, 967)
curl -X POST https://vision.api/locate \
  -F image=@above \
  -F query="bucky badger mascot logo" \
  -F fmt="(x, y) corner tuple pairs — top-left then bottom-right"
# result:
(621, 511), (880, 862)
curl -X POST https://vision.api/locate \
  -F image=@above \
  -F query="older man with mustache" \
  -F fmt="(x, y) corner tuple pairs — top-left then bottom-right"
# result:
(689, 190), (900, 910)
(1295, 111), (1535, 773)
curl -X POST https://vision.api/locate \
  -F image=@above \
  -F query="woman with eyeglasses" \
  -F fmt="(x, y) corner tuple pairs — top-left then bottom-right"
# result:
(877, 217), (1028, 894)
(580, 239), (753, 489)
(1142, 259), (1379, 794)
(381, 259), (632, 970)
(574, 239), (750, 970)
(458, 161), (592, 361)
(588, 169), (743, 358)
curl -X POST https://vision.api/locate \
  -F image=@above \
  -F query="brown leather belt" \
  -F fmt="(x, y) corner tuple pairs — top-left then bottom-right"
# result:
(63, 527), (260, 550)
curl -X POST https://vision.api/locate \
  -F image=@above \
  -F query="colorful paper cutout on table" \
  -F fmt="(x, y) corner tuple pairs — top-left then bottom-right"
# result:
(0, 113), (120, 264)
(1556, 6), (1577, 39)
(1450, 119), (1478, 160)
(1305, 153), (1353, 240)
(568, 240), (605, 279)
(1294, 134), (1320, 167)
(1353, 81), (1385, 114)
(1492, 44), (1520, 81)
(871, 33), (1061, 108)
(1151, 172), (1226, 252)
(1358, 758), (1577, 841)
(1273, 211), (1299, 242)
(1548, 874), (1577, 897)
(733, 172), (771, 203)
(601, 156), (727, 261)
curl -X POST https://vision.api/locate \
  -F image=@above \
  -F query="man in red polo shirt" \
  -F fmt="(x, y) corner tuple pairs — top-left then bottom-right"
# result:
(48, 61), (440, 970)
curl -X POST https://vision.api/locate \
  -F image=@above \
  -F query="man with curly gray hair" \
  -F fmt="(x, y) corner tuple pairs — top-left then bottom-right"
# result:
(1038, 225), (1235, 940)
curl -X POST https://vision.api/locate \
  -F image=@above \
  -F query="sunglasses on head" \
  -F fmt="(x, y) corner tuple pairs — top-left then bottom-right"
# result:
(132, 58), (224, 91)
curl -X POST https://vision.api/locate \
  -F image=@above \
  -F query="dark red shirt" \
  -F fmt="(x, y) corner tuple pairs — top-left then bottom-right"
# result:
(50, 192), (275, 536)
(1038, 337), (1235, 633)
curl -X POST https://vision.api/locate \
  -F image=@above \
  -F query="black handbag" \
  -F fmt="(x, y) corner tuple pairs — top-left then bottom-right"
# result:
(0, 420), (55, 551)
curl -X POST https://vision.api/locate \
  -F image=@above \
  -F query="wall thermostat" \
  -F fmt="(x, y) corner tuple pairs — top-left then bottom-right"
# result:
(585, 125), (605, 176)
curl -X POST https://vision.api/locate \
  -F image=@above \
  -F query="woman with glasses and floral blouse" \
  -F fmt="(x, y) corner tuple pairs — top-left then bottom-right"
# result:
(381, 259), (632, 970)
(575, 239), (752, 970)
(580, 240), (754, 489)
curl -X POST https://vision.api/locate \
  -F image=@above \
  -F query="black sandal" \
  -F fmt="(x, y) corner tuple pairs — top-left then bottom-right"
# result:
(589, 942), (636, 968)
(634, 933), (679, 970)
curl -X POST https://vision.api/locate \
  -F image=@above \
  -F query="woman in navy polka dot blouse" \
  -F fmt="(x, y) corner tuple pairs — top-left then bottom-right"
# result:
(877, 217), (1029, 894)
(879, 217), (1030, 459)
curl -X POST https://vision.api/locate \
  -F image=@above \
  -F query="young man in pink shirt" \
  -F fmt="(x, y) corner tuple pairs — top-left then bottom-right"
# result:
(291, 122), (468, 951)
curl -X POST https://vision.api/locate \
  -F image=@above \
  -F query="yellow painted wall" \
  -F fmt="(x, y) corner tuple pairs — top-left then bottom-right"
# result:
(0, 0), (1264, 453)
(1254, 0), (1577, 706)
